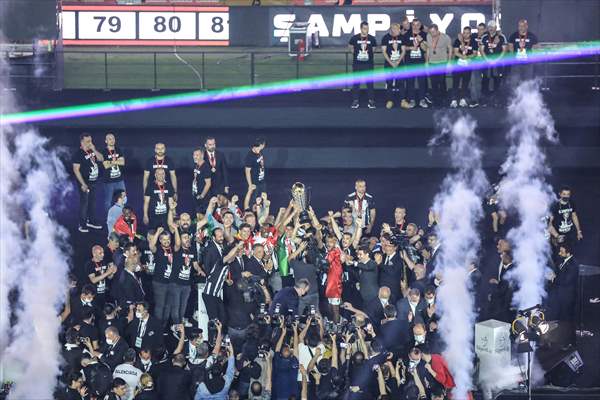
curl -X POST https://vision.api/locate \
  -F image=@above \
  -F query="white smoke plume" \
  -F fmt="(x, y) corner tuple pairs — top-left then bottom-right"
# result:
(430, 115), (488, 400)
(1, 34), (71, 399)
(499, 80), (557, 312)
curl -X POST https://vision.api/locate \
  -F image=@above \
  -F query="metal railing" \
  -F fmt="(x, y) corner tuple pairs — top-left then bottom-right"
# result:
(5, 48), (600, 91)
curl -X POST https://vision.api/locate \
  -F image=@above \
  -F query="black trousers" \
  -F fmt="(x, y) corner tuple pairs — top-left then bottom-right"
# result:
(405, 63), (427, 102)
(482, 66), (504, 99)
(429, 72), (447, 105)
(385, 66), (404, 101)
(202, 293), (226, 325)
(452, 70), (472, 100)
(352, 63), (374, 101)
(79, 183), (98, 227)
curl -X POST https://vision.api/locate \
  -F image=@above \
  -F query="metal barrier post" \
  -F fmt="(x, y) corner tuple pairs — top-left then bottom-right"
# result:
(153, 52), (158, 90)
(201, 52), (205, 90)
(104, 52), (109, 90)
(250, 52), (255, 85)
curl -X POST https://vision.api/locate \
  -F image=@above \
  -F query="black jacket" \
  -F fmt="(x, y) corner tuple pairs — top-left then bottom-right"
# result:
(125, 316), (164, 351)
(135, 389), (159, 400)
(114, 269), (146, 307)
(100, 337), (129, 370)
(378, 253), (403, 298)
(156, 365), (193, 400)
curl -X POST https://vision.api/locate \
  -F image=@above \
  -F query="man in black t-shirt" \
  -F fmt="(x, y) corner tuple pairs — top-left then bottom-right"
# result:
(244, 137), (267, 205)
(73, 133), (104, 233)
(143, 168), (175, 229)
(148, 226), (181, 327)
(102, 132), (126, 215)
(508, 19), (539, 81)
(85, 245), (118, 306)
(401, 18), (429, 108)
(480, 20), (507, 106)
(451, 26), (477, 107)
(192, 148), (212, 220)
(381, 23), (406, 109)
(142, 142), (178, 202)
(348, 21), (377, 109)
(549, 186), (583, 249)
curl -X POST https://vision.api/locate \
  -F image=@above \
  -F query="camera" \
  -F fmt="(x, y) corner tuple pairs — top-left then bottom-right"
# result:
(237, 275), (263, 303)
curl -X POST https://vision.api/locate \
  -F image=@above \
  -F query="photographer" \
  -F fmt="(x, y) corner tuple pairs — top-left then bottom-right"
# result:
(224, 260), (271, 352)
(273, 317), (300, 400)
(269, 278), (310, 316)
(289, 233), (320, 317)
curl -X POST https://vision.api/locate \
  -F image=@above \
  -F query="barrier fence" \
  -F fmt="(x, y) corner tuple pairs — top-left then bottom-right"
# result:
(5, 48), (600, 91)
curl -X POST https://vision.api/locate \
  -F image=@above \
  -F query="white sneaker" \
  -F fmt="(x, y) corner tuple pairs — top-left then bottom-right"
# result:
(419, 99), (429, 108)
(408, 100), (416, 109)
(459, 98), (468, 107)
(450, 100), (458, 108)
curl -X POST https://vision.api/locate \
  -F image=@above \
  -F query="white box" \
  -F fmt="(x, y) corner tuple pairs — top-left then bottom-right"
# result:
(475, 319), (511, 364)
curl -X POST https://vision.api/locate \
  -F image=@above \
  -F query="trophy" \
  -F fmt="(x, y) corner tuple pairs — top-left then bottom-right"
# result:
(291, 182), (311, 224)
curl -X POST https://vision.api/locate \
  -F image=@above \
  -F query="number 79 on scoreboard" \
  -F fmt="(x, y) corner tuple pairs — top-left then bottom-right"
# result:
(60, 5), (229, 46)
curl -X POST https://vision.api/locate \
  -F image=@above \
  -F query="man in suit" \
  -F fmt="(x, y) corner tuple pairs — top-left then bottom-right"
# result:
(156, 353), (193, 400)
(487, 251), (515, 323)
(379, 304), (410, 355)
(84, 326), (130, 370)
(396, 287), (427, 325)
(356, 246), (379, 305)
(364, 286), (392, 332)
(378, 240), (403, 300)
(114, 243), (145, 307)
(546, 244), (578, 322)
(426, 233), (441, 279)
(126, 301), (163, 352)
(204, 136), (229, 195)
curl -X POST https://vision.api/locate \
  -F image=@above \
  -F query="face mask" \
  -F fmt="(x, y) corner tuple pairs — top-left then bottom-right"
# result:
(560, 196), (570, 202)
(122, 196), (128, 204)
(380, 298), (389, 306)
(106, 338), (114, 346)
(83, 299), (92, 305)
(135, 312), (144, 319)
(409, 359), (419, 368)
(141, 358), (151, 366)
(414, 335), (425, 344)
(426, 297), (435, 305)
(409, 301), (418, 307)
(134, 265), (142, 272)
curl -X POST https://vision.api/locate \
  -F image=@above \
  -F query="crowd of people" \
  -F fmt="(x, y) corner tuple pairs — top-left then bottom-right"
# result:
(56, 130), (585, 400)
(348, 17), (538, 109)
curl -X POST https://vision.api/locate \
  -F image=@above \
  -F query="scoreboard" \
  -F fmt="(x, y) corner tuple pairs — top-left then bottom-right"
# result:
(61, 5), (229, 46)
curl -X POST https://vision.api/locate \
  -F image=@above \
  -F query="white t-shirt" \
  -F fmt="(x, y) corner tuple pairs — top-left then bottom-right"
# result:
(113, 363), (143, 400)
(297, 342), (325, 381)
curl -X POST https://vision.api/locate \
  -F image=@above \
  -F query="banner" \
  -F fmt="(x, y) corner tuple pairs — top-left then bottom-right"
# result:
(268, 6), (492, 46)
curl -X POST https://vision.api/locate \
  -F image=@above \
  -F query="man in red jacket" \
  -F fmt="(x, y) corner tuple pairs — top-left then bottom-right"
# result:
(114, 206), (138, 242)
(422, 350), (474, 400)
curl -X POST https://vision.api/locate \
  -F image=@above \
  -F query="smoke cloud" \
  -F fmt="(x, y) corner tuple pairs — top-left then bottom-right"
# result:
(430, 115), (488, 399)
(499, 80), (557, 312)
(1, 33), (71, 399)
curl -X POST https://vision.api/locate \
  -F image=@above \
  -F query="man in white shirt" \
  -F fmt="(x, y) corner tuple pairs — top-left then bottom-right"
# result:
(113, 348), (143, 400)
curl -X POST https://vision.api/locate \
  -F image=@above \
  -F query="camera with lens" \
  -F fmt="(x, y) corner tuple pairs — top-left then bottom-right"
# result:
(391, 232), (419, 263)
(237, 275), (264, 303)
